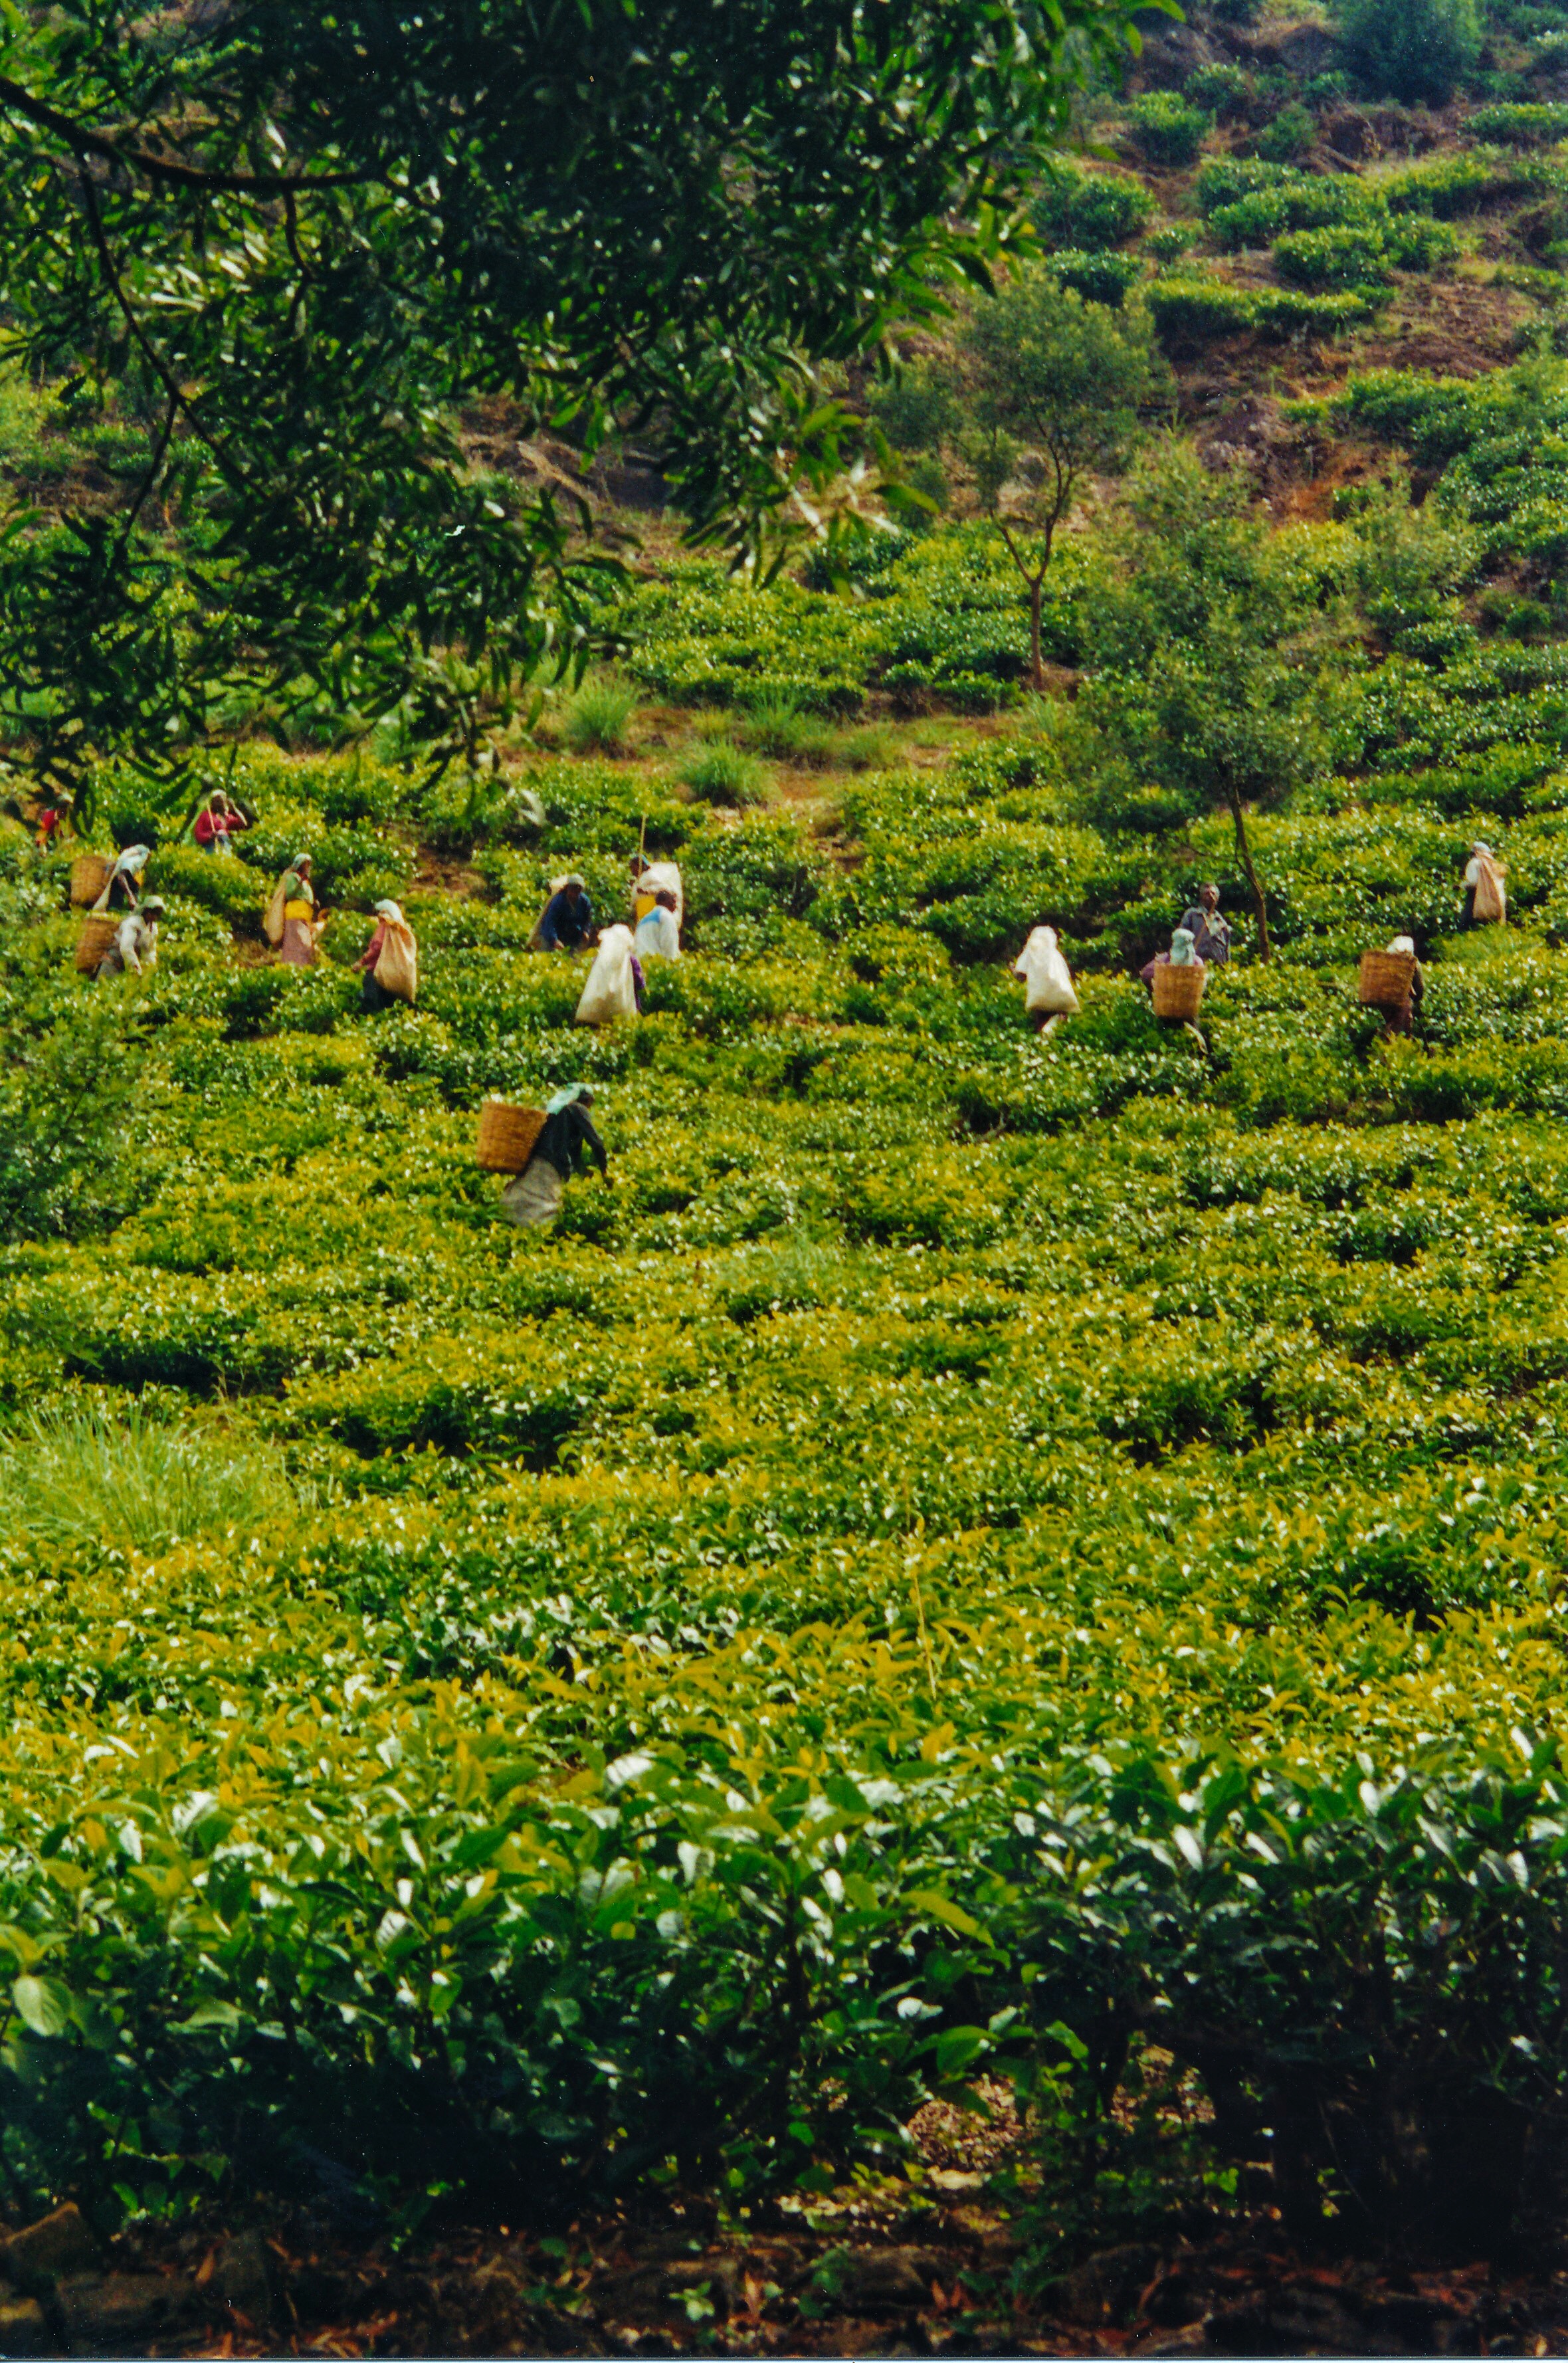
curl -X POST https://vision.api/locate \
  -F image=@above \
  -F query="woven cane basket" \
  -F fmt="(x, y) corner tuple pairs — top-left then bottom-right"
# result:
(69, 855), (110, 908)
(1152, 963), (1206, 1021)
(1359, 950), (1415, 1009)
(476, 1100), (546, 1173)
(74, 916), (118, 973)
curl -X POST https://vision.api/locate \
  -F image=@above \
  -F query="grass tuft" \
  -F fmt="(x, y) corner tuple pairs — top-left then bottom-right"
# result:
(0, 1401), (304, 1556)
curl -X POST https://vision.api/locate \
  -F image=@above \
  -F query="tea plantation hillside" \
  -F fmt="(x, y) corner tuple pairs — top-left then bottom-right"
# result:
(10, 649), (1568, 2283)
(21, 0), (1568, 2340)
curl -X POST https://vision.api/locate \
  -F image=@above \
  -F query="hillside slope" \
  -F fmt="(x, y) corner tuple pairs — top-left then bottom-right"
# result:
(9, 3), (1568, 2347)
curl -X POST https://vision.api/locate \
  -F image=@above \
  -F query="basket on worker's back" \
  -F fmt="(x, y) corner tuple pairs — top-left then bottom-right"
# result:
(1152, 963), (1206, 1022)
(74, 916), (117, 974)
(70, 855), (110, 908)
(476, 1100), (546, 1173)
(1359, 950), (1415, 1009)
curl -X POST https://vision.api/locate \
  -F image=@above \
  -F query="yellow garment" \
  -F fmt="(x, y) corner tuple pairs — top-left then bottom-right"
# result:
(284, 899), (313, 921)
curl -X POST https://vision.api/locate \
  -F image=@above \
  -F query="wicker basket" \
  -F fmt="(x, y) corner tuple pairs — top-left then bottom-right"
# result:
(1359, 950), (1416, 1009)
(74, 915), (118, 974)
(476, 1100), (546, 1173)
(69, 855), (110, 908)
(1152, 962), (1207, 1021)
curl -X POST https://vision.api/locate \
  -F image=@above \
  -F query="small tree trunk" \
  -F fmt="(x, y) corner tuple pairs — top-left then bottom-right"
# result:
(1226, 786), (1272, 964)
(1029, 576), (1046, 693)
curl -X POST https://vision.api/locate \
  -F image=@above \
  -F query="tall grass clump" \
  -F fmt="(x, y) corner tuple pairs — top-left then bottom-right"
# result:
(737, 691), (838, 767)
(562, 669), (640, 754)
(0, 1401), (302, 1555)
(679, 744), (771, 807)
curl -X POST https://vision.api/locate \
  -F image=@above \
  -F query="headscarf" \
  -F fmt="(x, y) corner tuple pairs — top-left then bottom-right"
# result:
(559, 873), (586, 892)
(293, 852), (312, 871)
(1168, 928), (1198, 966)
(1471, 842), (1491, 858)
(545, 1081), (593, 1116)
(1388, 934), (1416, 956)
(374, 900), (403, 923)
(114, 844), (150, 876)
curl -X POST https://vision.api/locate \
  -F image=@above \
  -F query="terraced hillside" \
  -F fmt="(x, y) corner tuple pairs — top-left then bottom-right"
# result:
(11, 0), (1568, 2348)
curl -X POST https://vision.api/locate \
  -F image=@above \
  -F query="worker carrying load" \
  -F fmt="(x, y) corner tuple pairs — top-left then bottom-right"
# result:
(355, 900), (419, 1011)
(94, 896), (163, 981)
(534, 873), (594, 952)
(635, 888), (681, 962)
(575, 922), (640, 1025)
(1014, 924), (1078, 1035)
(90, 844), (150, 915)
(266, 853), (325, 966)
(500, 1082), (611, 1230)
(1360, 933), (1424, 1039)
(1180, 884), (1230, 967)
(1141, 925), (1209, 1049)
(1461, 841), (1506, 930)
(631, 857), (684, 934)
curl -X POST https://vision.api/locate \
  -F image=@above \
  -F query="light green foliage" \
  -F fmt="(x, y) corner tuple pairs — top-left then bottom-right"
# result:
(1256, 100), (1317, 163)
(1275, 221), (1394, 290)
(1185, 62), (1250, 120)
(561, 670), (640, 754)
(1126, 92), (1211, 168)
(678, 742), (771, 807)
(0, 1402), (302, 1556)
(1030, 162), (1156, 249)
(1468, 100), (1568, 142)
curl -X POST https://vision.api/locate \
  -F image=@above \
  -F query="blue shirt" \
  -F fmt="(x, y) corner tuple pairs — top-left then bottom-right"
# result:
(539, 887), (593, 950)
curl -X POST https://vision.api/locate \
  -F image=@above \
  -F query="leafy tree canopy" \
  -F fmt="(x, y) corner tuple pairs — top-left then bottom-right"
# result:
(1334, 0), (1480, 108)
(0, 0), (1143, 814)
(951, 272), (1162, 688)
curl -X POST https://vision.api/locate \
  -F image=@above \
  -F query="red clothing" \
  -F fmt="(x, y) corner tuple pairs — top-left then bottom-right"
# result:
(355, 922), (387, 973)
(195, 807), (248, 847)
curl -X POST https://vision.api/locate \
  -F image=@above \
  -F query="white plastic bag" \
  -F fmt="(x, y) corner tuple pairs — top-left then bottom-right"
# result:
(575, 923), (637, 1026)
(1015, 926), (1080, 1016)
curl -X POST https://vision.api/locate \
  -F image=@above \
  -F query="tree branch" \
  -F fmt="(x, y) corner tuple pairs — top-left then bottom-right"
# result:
(0, 75), (365, 193)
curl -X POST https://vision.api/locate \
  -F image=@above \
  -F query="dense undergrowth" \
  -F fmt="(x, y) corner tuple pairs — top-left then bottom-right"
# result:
(11, 0), (1568, 2291)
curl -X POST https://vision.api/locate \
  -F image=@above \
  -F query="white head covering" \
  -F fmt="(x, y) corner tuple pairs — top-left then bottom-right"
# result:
(114, 844), (150, 874)
(1169, 928), (1198, 966)
(1388, 934), (1416, 956)
(1471, 842), (1491, 857)
(374, 900), (403, 922)
(545, 1081), (593, 1115)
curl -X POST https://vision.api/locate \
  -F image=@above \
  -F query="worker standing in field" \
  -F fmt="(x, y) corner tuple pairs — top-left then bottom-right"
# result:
(267, 853), (322, 966)
(1181, 884), (1230, 967)
(1460, 841), (1507, 930)
(195, 790), (250, 855)
(536, 873), (594, 952)
(94, 895), (163, 980)
(635, 888), (681, 962)
(1014, 924), (1078, 1034)
(355, 900), (419, 1011)
(500, 1082), (611, 1229)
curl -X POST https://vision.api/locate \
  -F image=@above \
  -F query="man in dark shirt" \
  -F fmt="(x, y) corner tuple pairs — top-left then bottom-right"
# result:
(1181, 884), (1230, 967)
(538, 875), (593, 950)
